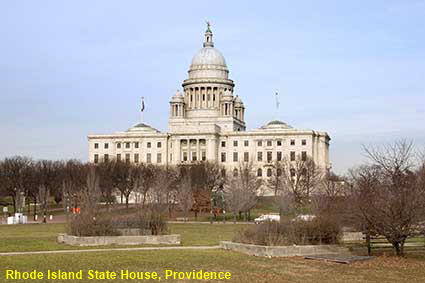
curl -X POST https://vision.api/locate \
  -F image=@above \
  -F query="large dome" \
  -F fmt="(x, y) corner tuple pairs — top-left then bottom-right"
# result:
(191, 47), (226, 66)
(187, 25), (229, 80)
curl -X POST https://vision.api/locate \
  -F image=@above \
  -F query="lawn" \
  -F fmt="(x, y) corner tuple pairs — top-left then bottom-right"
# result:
(2, 250), (425, 283)
(0, 223), (248, 252)
(2, 223), (425, 282)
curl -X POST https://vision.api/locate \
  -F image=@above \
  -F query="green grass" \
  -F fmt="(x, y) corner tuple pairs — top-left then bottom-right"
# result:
(0, 223), (248, 252)
(2, 250), (425, 283)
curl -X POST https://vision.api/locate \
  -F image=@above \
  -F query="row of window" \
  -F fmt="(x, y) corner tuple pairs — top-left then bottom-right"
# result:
(220, 151), (307, 163)
(93, 153), (163, 164)
(221, 139), (307, 148)
(94, 141), (162, 150)
(229, 167), (299, 178)
(95, 139), (308, 150)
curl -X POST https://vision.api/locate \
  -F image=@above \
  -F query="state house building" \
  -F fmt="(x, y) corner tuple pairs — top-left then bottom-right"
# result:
(88, 25), (331, 189)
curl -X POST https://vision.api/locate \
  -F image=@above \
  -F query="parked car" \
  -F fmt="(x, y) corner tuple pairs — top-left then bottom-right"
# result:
(254, 214), (280, 224)
(292, 214), (316, 222)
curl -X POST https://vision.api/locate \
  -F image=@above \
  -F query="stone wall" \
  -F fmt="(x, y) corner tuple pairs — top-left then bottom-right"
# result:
(220, 241), (349, 257)
(58, 234), (180, 246)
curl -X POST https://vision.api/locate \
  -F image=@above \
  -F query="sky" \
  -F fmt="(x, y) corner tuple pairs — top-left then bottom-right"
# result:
(0, 0), (424, 174)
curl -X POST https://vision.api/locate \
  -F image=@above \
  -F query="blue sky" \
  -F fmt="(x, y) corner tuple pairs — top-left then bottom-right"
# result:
(0, 1), (424, 174)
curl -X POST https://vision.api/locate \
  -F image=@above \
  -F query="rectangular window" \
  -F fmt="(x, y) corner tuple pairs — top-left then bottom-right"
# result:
(244, 152), (249, 162)
(290, 139), (295, 146)
(267, 168), (272, 177)
(277, 151), (282, 161)
(125, 153), (130, 163)
(290, 151), (296, 161)
(192, 152), (197, 161)
(135, 142), (139, 149)
(104, 154), (109, 162)
(221, 152), (226, 162)
(170, 153), (172, 162)
(117, 143), (121, 149)
(183, 152), (188, 161)
(147, 153), (152, 163)
(125, 142), (130, 149)
(257, 152), (263, 162)
(301, 151), (307, 161)
(221, 141), (226, 147)
(157, 153), (162, 163)
(302, 139), (307, 146)
(233, 152), (238, 162)
(104, 143), (109, 149)
(134, 153), (139, 163)
(94, 143), (99, 149)
(257, 140), (262, 147)
(277, 140), (282, 146)
(201, 151), (206, 161)
(233, 140), (238, 147)
(147, 142), (151, 148)
(267, 140), (272, 147)
(116, 154), (121, 161)
(94, 154), (99, 164)
(244, 140), (249, 147)
(267, 151), (272, 162)
(157, 142), (162, 148)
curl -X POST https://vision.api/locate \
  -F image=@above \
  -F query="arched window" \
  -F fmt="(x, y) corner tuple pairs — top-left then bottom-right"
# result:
(233, 168), (238, 177)
(267, 168), (272, 177)
(257, 168), (262, 177)
(290, 168), (296, 177)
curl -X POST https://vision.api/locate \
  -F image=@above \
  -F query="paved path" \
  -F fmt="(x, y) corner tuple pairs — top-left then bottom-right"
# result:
(0, 246), (220, 256)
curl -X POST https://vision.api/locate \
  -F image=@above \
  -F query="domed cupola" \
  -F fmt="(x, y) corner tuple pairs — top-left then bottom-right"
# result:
(234, 95), (245, 121)
(169, 90), (185, 119)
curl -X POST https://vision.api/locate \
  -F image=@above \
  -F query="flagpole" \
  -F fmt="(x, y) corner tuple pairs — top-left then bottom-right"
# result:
(141, 97), (145, 123)
(275, 91), (279, 120)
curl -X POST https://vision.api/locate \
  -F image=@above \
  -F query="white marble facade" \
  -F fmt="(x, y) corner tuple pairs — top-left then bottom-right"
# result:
(88, 25), (331, 193)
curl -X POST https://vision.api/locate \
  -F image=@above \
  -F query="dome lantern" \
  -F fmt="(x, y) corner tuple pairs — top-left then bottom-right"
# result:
(203, 21), (214, 48)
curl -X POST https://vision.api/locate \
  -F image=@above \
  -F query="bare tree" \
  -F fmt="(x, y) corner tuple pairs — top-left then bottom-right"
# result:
(277, 156), (324, 206)
(0, 157), (32, 213)
(111, 161), (135, 209)
(226, 162), (260, 223)
(36, 160), (62, 222)
(176, 169), (194, 222)
(133, 163), (156, 208)
(349, 140), (425, 256)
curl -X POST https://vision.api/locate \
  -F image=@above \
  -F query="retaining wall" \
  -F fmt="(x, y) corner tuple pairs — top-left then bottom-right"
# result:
(220, 241), (349, 257)
(58, 234), (180, 246)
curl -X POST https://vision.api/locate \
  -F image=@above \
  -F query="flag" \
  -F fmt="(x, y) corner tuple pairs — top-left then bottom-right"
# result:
(141, 97), (145, 112)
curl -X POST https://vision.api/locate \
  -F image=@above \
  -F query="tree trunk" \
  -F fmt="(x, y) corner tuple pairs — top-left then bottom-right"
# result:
(393, 242), (400, 256)
(27, 196), (31, 216)
(233, 213), (237, 224)
(33, 197), (37, 221)
(125, 193), (130, 210)
(12, 195), (16, 213)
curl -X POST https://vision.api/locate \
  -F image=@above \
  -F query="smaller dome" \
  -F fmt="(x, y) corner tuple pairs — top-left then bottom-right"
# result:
(234, 96), (243, 104)
(127, 123), (159, 133)
(171, 90), (184, 102)
(261, 120), (293, 130)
